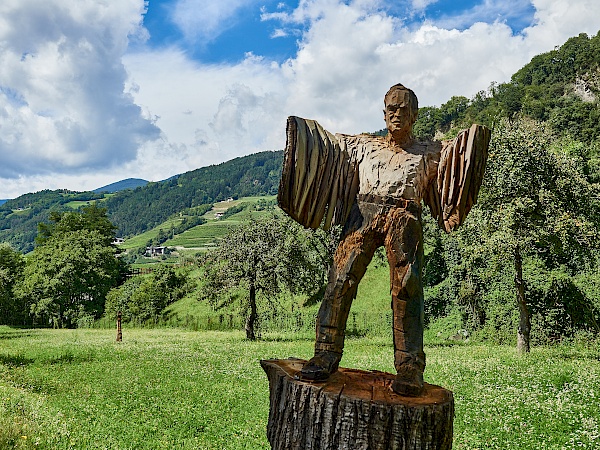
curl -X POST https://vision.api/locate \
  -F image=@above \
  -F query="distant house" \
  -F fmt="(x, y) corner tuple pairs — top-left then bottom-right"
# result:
(226, 197), (234, 202)
(146, 246), (166, 257)
(112, 237), (125, 245)
(215, 212), (224, 219)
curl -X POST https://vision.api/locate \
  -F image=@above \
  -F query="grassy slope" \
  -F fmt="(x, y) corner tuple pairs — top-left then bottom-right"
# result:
(119, 196), (276, 251)
(1, 327), (598, 449)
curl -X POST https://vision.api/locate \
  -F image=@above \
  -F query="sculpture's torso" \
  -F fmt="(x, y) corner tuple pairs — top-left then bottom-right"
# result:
(337, 134), (441, 203)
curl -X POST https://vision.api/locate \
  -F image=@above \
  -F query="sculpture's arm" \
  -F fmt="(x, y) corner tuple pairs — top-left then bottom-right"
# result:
(424, 124), (491, 232)
(278, 116), (358, 230)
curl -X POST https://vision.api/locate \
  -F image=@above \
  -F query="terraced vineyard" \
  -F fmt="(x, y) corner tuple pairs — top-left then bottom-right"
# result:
(118, 195), (277, 253)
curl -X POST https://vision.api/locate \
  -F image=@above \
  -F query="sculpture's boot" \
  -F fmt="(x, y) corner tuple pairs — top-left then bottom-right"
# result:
(297, 350), (342, 381)
(392, 362), (424, 396)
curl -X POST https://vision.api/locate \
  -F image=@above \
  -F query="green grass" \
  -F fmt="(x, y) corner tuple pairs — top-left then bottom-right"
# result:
(120, 217), (186, 250)
(163, 221), (237, 249)
(62, 201), (93, 209)
(119, 196), (277, 251)
(1, 326), (598, 449)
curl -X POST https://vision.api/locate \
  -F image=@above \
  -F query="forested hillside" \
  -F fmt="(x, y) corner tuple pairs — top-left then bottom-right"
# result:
(414, 32), (600, 146)
(104, 150), (282, 237)
(0, 151), (283, 252)
(0, 190), (105, 253)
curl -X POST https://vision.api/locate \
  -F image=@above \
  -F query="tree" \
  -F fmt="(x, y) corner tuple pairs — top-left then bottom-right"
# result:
(0, 244), (25, 325)
(200, 215), (324, 340)
(18, 206), (123, 328)
(453, 118), (600, 351)
(36, 203), (117, 246)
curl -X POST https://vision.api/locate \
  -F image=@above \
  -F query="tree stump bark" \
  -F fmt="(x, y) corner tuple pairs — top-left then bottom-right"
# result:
(260, 358), (454, 450)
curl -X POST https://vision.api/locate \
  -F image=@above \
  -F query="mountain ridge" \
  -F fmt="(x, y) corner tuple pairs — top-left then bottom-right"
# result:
(94, 178), (149, 193)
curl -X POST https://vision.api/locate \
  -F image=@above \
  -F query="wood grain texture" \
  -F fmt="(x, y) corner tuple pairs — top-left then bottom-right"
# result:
(278, 116), (359, 230)
(426, 124), (490, 232)
(261, 359), (454, 450)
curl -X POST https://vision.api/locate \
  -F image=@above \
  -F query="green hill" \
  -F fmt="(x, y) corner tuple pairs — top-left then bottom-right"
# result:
(118, 196), (276, 255)
(102, 150), (282, 238)
(0, 190), (106, 253)
(0, 151), (283, 252)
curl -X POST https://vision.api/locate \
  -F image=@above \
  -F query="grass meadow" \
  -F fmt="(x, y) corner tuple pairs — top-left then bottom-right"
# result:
(1, 326), (599, 449)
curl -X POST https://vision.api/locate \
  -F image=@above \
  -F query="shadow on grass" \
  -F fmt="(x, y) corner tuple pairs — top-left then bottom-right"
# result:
(46, 351), (96, 365)
(1, 351), (96, 368)
(0, 353), (34, 367)
(0, 328), (38, 341)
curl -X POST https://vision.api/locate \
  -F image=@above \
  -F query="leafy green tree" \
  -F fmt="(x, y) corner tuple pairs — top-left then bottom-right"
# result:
(19, 229), (121, 327)
(451, 119), (600, 351)
(37, 203), (117, 246)
(0, 244), (25, 325)
(18, 206), (124, 328)
(200, 215), (324, 340)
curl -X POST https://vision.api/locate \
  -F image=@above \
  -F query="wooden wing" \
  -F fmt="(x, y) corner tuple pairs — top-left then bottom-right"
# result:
(424, 124), (491, 232)
(278, 116), (358, 230)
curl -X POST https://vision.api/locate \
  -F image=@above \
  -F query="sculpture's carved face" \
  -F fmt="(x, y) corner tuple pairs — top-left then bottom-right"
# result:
(384, 90), (415, 140)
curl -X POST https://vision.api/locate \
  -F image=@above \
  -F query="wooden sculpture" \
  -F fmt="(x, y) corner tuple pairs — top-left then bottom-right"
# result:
(278, 84), (490, 396)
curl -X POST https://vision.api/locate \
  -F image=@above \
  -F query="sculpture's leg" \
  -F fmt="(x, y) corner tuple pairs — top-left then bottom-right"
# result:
(300, 203), (382, 381)
(384, 206), (426, 396)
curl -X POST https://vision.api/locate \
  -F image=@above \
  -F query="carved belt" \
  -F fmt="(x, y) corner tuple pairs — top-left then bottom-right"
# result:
(356, 194), (418, 210)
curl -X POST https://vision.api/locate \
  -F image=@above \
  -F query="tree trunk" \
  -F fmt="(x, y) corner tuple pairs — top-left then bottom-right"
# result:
(261, 359), (454, 450)
(116, 311), (122, 342)
(246, 283), (257, 340)
(514, 246), (530, 353)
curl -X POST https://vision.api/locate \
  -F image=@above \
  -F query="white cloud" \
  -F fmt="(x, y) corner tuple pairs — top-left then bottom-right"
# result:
(271, 29), (289, 38)
(2, 0), (600, 199)
(0, 0), (159, 181)
(122, 49), (286, 180)
(411, 0), (439, 12)
(170, 0), (258, 43)
(524, 0), (600, 49)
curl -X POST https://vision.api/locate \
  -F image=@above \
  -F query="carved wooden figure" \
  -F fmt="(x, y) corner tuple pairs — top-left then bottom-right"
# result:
(278, 84), (490, 396)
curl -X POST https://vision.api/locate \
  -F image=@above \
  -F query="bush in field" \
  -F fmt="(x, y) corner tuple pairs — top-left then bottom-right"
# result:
(105, 265), (190, 323)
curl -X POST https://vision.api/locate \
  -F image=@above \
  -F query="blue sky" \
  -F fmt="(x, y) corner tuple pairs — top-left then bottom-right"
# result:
(141, 0), (537, 64)
(1, 0), (600, 198)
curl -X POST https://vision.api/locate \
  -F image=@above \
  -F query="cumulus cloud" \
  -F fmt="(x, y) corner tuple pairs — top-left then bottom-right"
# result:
(2, 0), (600, 199)
(272, 0), (600, 135)
(123, 49), (286, 174)
(0, 0), (159, 180)
(411, 0), (439, 10)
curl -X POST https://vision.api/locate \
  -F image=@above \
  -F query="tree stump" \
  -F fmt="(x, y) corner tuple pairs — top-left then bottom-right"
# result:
(260, 359), (454, 450)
